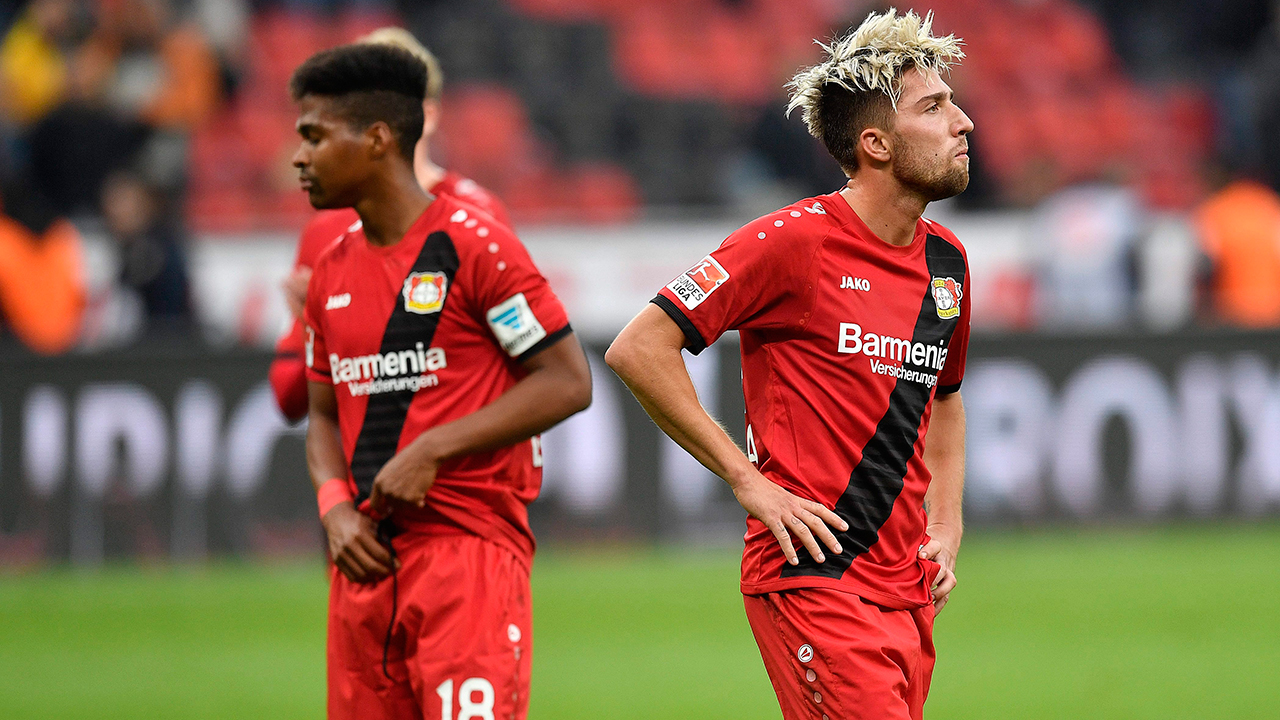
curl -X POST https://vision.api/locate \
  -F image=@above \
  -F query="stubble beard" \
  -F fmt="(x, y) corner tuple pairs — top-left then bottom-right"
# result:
(892, 137), (970, 202)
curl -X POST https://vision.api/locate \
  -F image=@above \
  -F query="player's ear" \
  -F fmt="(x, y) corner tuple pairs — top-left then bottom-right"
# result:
(859, 127), (893, 165)
(421, 100), (441, 140)
(365, 121), (394, 160)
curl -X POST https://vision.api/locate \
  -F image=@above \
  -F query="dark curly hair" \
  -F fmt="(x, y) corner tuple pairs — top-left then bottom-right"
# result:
(289, 44), (428, 162)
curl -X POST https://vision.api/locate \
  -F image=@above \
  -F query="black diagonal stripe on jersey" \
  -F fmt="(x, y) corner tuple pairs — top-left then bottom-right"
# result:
(782, 234), (966, 580)
(349, 231), (459, 505)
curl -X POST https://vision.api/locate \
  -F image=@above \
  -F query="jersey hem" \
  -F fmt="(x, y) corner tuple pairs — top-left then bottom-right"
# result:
(650, 294), (707, 354)
(740, 575), (931, 611)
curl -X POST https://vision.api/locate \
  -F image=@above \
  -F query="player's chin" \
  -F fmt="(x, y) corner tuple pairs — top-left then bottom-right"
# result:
(923, 171), (969, 201)
(304, 189), (338, 210)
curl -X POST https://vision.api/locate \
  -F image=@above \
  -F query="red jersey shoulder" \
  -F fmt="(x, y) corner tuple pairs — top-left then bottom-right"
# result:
(296, 209), (359, 269)
(436, 194), (519, 254)
(664, 199), (830, 314)
(433, 171), (511, 227)
(720, 197), (833, 264)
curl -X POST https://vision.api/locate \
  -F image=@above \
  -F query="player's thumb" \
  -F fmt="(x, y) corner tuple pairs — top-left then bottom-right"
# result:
(919, 539), (940, 559)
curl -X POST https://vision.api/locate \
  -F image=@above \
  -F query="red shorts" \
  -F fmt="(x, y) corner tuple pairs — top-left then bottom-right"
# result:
(327, 530), (532, 720)
(743, 588), (936, 720)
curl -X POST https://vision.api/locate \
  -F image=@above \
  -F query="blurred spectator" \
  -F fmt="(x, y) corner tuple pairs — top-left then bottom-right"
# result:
(1194, 175), (1280, 327)
(81, 0), (221, 130)
(101, 170), (192, 334)
(26, 51), (150, 216)
(19, 0), (222, 218)
(0, 179), (85, 353)
(0, 0), (90, 127)
(1031, 181), (1144, 328)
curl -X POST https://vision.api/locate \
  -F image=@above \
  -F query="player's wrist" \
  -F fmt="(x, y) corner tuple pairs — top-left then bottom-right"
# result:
(317, 477), (354, 520)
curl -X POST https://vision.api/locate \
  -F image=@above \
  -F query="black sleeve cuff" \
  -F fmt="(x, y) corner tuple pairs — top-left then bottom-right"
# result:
(650, 295), (707, 355)
(516, 324), (573, 363)
(936, 381), (962, 395)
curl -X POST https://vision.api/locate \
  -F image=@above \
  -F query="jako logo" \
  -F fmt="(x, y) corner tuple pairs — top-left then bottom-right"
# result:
(325, 293), (351, 310)
(840, 276), (871, 291)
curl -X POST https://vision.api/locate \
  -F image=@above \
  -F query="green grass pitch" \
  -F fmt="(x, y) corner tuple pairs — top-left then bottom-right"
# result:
(1, 525), (1277, 719)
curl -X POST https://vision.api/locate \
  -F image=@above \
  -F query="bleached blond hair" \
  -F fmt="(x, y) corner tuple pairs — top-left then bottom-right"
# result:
(786, 9), (963, 140)
(359, 27), (444, 100)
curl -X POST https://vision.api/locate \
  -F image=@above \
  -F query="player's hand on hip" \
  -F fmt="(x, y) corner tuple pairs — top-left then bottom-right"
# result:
(320, 501), (396, 583)
(919, 526), (960, 613)
(929, 563), (957, 614)
(368, 439), (441, 516)
(732, 473), (848, 565)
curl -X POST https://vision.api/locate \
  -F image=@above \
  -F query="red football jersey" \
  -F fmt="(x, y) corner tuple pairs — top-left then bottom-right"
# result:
(303, 195), (569, 564)
(654, 191), (971, 609)
(272, 172), (511, 421)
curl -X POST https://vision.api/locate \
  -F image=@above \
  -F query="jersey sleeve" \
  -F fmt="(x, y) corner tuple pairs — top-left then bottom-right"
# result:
(270, 320), (309, 421)
(936, 242), (970, 395)
(653, 214), (818, 354)
(463, 222), (572, 362)
(302, 263), (332, 385)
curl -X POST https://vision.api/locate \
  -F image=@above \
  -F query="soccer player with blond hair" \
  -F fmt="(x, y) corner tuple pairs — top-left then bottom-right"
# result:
(607, 9), (972, 718)
(271, 27), (511, 421)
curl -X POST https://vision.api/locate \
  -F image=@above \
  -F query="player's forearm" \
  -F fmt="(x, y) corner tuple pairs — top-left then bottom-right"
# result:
(406, 334), (592, 464)
(606, 314), (755, 489)
(306, 383), (349, 492)
(923, 392), (965, 538)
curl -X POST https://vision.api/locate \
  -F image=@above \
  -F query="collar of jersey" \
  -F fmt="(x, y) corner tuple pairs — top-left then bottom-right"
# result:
(825, 190), (928, 257)
(355, 197), (449, 257)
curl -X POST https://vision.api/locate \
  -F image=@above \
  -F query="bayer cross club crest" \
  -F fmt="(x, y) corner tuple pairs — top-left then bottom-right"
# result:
(403, 272), (447, 314)
(931, 277), (962, 319)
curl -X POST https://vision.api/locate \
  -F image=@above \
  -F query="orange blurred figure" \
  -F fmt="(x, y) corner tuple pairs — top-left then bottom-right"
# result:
(1195, 180), (1280, 327)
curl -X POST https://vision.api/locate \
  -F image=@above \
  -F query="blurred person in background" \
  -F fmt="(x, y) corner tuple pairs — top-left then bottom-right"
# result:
(23, 0), (221, 218)
(289, 43), (590, 719)
(1030, 173), (1144, 329)
(271, 26), (511, 421)
(1194, 168), (1280, 326)
(609, 11), (969, 720)
(101, 170), (193, 335)
(0, 177), (85, 353)
(0, 0), (91, 128)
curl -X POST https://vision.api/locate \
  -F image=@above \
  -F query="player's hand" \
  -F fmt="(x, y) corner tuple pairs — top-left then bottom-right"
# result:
(919, 523), (961, 613)
(732, 472), (848, 565)
(321, 501), (396, 583)
(368, 437), (442, 516)
(282, 266), (312, 321)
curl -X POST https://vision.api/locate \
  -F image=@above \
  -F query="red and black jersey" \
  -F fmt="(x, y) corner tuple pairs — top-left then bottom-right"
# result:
(653, 191), (971, 609)
(303, 195), (569, 565)
(271, 172), (511, 421)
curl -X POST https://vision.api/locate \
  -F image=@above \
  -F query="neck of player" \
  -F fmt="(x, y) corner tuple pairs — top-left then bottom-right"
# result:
(413, 147), (446, 195)
(354, 164), (433, 248)
(839, 175), (928, 248)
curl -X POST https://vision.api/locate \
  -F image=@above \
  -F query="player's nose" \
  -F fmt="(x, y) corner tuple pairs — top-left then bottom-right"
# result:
(954, 104), (974, 136)
(291, 144), (309, 169)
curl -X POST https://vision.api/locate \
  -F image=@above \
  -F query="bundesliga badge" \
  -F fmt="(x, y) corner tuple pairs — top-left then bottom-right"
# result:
(667, 255), (730, 310)
(931, 277), (962, 319)
(403, 271), (447, 314)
